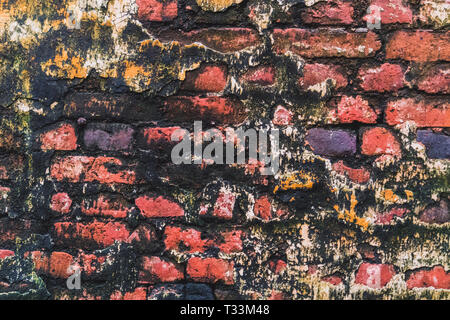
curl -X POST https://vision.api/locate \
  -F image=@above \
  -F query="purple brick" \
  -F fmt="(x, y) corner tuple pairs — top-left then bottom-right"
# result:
(84, 123), (134, 151)
(306, 128), (356, 157)
(417, 130), (450, 159)
(420, 200), (449, 224)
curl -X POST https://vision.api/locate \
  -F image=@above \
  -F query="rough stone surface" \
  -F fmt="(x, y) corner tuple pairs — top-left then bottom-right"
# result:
(0, 0), (448, 301)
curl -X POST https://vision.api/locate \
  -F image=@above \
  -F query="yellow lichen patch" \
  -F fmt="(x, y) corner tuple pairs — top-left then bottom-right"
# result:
(41, 46), (88, 79)
(273, 170), (318, 194)
(196, 0), (244, 12)
(404, 190), (413, 201)
(121, 60), (153, 91)
(333, 193), (369, 231)
(382, 189), (399, 203)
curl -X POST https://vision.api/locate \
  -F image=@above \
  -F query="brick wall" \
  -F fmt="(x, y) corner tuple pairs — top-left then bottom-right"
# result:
(0, 0), (448, 299)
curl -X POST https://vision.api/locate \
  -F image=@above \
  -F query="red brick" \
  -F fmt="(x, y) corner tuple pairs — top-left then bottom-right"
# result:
(376, 208), (408, 225)
(157, 28), (262, 53)
(0, 249), (14, 259)
(299, 63), (347, 92)
(272, 29), (381, 58)
(164, 226), (243, 254)
(417, 64), (450, 94)
(302, 1), (354, 25)
(241, 66), (275, 86)
(358, 64), (405, 92)
(140, 126), (185, 149)
(212, 190), (236, 220)
(136, 0), (177, 22)
(53, 221), (131, 248)
(187, 257), (234, 284)
(322, 275), (343, 286)
(386, 98), (450, 127)
(40, 123), (77, 151)
(81, 194), (131, 218)
(272, 106), (293, 126)
(386, 31), (450, 62)
(135, 195), (184, 218)
(163, 96), (247, 125)
(29, 251), (75, 279)
(50, 193), (72, 214)
(333, 96), (377, 124)
(50, 156), (136, 184)
(110, 287), (147, 300)
(406, 266), (450, 289)
(361, 127), (401, 156)
(363, 0), (412, 25)
(182, 65), (227, 92)
(355, 263), (395, 288)
(139, 256), (184, 283)
(268, 259), (287, 274)
(79, 252), (107, 278)
(254, 196), (272, 221)
(84, 123), (134, 151)
(332, 160), (370, 184)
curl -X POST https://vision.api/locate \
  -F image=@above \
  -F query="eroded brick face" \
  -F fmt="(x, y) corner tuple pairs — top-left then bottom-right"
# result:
(0, 0), (449, 301)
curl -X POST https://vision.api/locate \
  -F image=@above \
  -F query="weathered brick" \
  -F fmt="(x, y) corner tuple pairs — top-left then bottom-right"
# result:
(164, 226), (243, 254)
(386, 98), (450, 127)
(40, 123), (77, 151)
(157, 28), (262, 53)
(0, 155), (24, 180)
(81, 194), (132, 218)
(212, 190), (236, 220)
(322, 275), (343, 286)
(0, 249), (14, 259)
(182, 64), (227, 92)
(110, 287), (147, 300)
(84, 123), (134, 151)
(187, 257), (234, 284)
(386, 31), (450, 62)
(306, 128), (356, 157)
(163, 96), (247, 124)
(272, 106), (293, 126)
(127, 224), (158, 252)
(241, 66), (275, 86)
(375, 208), (408, 225)
(298, 63), (347, 93)
(358, 64), (405, 92)
(139, 126), (184, 150)
(406, 266), (450, 289)
(363, 0), (412, 25)
(50, 193), (72, 214)
(332, 95), (377, 124)
(416, 64), (450, 94)
(361, 127), (401, 157)
(332, 161), (370, 184)
(50, 156), (136, 184)
(301, 1), (354, 25)
(135, 195), (184, 218)
(419, 200), (449, 224)
(29, 251), (75, 279)
(417, 130), (450, 159)
(139, 256), (184, 283)
(53, 221), (131, 248)
(272, 29), (381, 58)
(355, 263), (395, 289)
(136, 0), (178, 22)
